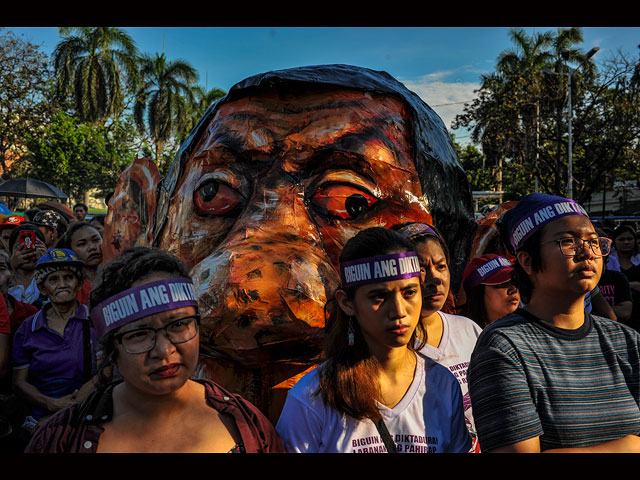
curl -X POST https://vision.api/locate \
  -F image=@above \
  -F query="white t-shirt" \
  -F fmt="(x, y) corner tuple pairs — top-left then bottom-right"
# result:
(417, 312), (482, 443)
(276, 354), (471, 453)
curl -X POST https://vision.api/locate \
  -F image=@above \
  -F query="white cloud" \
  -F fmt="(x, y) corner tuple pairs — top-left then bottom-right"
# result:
(400, 72), (481, 145)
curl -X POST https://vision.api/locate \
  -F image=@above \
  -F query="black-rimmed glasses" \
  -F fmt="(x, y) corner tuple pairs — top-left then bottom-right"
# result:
(115, 315), (200, 354)
(541, 237), (612, 257)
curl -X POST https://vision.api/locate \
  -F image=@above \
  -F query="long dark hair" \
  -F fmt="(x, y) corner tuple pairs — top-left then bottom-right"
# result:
(90, 246), (193, 386)
(317, 227), (425, 421)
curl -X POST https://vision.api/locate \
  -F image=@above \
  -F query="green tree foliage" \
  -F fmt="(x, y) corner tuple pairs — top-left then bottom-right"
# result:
(53, 27), (139, 124)
(133, 52), (199, 170)
(0, 28), (56, 179)
(18, 112), (134, 200)
(178, 85), (226, 144)
(454, 27), (640, 207)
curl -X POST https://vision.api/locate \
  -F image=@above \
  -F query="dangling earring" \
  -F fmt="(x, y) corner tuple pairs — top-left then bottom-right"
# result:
(347, 317), (355, 347)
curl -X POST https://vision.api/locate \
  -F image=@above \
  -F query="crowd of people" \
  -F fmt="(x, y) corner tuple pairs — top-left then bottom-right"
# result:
(1, 192), (640, 453)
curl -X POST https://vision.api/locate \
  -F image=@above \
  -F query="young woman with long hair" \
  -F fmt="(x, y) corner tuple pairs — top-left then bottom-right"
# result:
(468, 193), (640, 453)
(276, 227), (471, 453)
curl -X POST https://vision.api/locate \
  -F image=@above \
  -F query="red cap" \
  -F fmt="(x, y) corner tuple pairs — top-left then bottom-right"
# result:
(462, 254), (514, 293)
(0, 215), (26, 230)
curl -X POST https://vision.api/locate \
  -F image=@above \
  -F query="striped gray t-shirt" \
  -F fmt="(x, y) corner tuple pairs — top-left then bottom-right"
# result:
(468, 309), (640, 451)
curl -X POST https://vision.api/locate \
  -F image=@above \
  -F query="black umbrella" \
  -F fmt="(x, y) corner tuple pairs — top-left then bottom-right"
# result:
(0, 178), (68, 200)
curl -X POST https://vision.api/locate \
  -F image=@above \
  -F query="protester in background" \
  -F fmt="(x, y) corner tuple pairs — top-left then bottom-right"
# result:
(607, 224), (640, 328)
(31, 210), (63, 249)
(12, 249), (97, 436)
(89, 214), (105, 237)
(72, 203), (88, 223)
(459, 254), (520, 329)
(598, 258), (633, 324)
(8, 224), (48, 307)
(0, 250), (38, 450)
(469, 193), (640, 453)
(277, 227), (471, 453)
(36, 201), (74, 226)
(26, 246), (284, 453)
(0, 251), (37, 393)
(0, 215), (26, 255)
(57, 222), (103, 305)
(394, 222), (482, 452)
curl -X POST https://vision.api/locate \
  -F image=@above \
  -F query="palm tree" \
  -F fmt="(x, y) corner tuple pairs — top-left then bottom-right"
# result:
(53, 27), (139, 124)
(495, 28), (555, 77)
(133, 52), (198, 167)
(177, 85), (227, 144)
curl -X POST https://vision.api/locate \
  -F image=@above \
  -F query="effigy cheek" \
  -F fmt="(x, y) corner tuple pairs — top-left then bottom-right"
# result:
(190, 239), (337, 368)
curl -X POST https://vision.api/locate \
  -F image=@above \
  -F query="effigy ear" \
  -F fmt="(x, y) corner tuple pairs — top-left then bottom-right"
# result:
(102, 157), (161, 264)
(469, 200), (519, 260)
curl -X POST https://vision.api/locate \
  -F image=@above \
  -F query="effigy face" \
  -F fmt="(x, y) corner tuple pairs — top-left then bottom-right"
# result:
(156, 87), (433, 367)
(102, 65), (475, 418)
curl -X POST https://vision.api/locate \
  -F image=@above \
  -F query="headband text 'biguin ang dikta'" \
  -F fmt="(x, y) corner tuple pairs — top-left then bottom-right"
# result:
(90, 278), (198, 338)
(509, 198), (588, 252)
(340, 251), (421, 289)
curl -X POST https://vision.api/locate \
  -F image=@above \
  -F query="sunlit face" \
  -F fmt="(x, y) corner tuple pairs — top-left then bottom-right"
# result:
(483, 281), (520, 324)
(39, 268), (81, 304)
(114, 272), (199, 397)
(71, 226), (103, 267)
(155, 87), (433, 367)
(414, 238), (450, 318)
(339, 277), (421, 356)
(529, 215), (603, 298)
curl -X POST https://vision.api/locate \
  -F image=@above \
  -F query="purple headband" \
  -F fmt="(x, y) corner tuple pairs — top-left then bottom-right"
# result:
(340, 251), (421, 289)
(90, 278), (198, 339)
(510, 199), (587, 251)
(463, 256), (513, 292)
(397, 223), (441, 242)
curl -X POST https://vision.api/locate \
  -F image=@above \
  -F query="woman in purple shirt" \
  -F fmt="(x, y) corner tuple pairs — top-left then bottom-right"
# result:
(12, 248), (97, 427)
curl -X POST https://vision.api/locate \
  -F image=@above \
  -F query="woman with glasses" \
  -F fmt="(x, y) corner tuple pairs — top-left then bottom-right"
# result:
(25, 247), (284, 453)
(276, 227), (471, 453)
(468, 193), (640, 453)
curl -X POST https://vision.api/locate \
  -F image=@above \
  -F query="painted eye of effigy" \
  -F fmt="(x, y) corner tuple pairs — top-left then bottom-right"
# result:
(310, 183), (379, 220)
(193, 179), (244, 216)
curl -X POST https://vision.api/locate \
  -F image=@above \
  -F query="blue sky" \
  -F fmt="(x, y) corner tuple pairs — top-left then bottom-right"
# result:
(7, 26), (640, 144)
